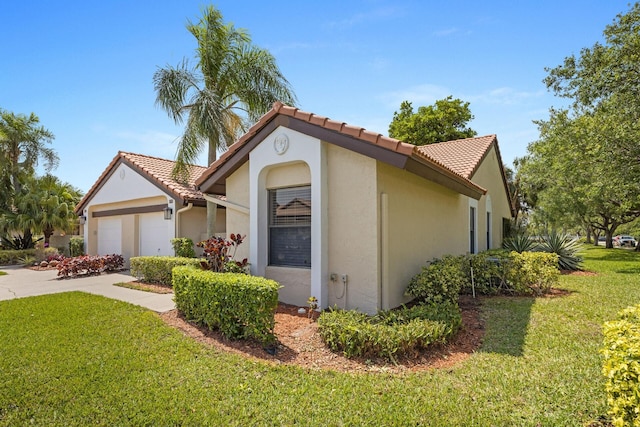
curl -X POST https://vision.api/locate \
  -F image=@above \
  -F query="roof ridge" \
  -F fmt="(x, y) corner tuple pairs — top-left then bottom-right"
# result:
(119, 151), (207, 170)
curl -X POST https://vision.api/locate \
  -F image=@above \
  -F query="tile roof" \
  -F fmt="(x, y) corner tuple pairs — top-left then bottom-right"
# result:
(196, 102), (490, 199)
(417, 135), (497, 179)
(75, 151), (207, 214)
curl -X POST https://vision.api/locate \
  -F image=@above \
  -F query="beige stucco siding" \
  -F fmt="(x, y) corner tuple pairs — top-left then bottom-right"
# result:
(177, 206), (209, 255)
(225, 162), (251, 262)
(470, 146), (512, 248)
(377, 162), (468, 309)
(326, 144), (379, 313)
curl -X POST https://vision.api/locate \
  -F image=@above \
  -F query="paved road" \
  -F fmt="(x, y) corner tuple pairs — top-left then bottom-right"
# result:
(0, 265), (175, 312)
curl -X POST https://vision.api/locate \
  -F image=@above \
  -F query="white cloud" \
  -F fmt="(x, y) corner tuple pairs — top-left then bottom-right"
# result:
(466, 87), (545, 105)
(433, 27), (460, 37)
(380, 84), (451, 108)
(326, 6), (400, 29)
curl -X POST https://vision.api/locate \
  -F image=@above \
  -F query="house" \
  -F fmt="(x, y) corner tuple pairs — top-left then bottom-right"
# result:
(195, 102), (513, 314)
(74, 152), (225, 263)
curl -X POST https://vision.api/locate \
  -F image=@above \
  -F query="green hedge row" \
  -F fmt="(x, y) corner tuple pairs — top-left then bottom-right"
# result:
(172, 266), (280, 345)
(0, 249), (36, 265)
(405, 251), (560, 303)
(130, 256), (204, 286)
(602, 304), (640, 427)
(318, 301), (462, 361)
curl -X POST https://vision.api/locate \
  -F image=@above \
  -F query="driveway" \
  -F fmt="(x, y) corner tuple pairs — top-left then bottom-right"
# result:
(0, 265), (175, 312)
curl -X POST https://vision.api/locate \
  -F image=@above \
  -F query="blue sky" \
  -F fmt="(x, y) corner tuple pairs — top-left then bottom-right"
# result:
(1, 1), (632, 193)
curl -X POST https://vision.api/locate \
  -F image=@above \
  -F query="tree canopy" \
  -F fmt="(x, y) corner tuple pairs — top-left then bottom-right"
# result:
(154, 5), (297, 179)
(519, 3), (640, 247)
(388, 96), (477, 145)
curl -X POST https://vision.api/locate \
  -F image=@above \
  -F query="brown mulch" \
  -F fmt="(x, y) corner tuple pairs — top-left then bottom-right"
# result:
(160, 295), (485, 374)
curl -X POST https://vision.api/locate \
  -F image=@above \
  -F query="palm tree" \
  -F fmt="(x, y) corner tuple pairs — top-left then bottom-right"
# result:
(153, 5), (297, 236)
(0, 110), (58, 195)
(3, 175), (82, 247)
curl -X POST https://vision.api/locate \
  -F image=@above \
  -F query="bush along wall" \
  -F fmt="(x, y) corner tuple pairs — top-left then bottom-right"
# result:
(406, 251), (561, 301)
(130, 256), (204, 287)
(602, 304), (640, 427)
(172, 266), (280, 346)
(318, 302), (462, 362)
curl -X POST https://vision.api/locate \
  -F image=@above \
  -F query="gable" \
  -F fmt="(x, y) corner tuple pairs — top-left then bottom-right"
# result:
(85, 163), (169, 206)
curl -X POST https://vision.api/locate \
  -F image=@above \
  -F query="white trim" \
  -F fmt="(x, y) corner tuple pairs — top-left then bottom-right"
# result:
(203, 193), (249, 215)
(249, 126), (329, 309)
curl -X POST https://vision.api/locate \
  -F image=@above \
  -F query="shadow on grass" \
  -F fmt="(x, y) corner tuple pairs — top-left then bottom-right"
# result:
(478, 296), (535, 357)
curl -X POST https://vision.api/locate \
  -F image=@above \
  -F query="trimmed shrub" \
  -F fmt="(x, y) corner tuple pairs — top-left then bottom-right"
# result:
(602, 304), (640, 427)
(318, 302), (462, 361)
(171, 238), (196, 258)
(130, 256), (204, 286)
(505, 251), (559, 295)
(69, 237), (84, 257)
(57, 254), (124, 278)
(405, 255), (467, 304)
(172, 266), (280, 345)
(460, 250), (511, 296)
(0, 249), (36, 265)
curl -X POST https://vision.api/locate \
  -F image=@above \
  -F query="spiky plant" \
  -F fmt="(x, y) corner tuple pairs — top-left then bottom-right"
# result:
(502, 234), (537, 253)
(538, 231), (583, 271)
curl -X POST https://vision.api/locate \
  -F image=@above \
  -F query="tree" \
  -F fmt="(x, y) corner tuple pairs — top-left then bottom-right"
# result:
(519, 108), (640, 248)
(153, 6), (297, 236)
(0, 110), (58, 196)
(388, 96), (477, 145)
(1, 175), (82, 247)
(521, 3), (640, 248)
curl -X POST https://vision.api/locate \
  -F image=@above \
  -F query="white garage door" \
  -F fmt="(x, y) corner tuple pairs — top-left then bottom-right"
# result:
(97, 218), (122, 255)
(139, 212), (171, 256)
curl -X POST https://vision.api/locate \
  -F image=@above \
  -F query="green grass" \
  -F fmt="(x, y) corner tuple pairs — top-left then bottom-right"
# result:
(0, 245), (638, 426)
(113, 281), (172, 294)
(0, 271), (6, 276)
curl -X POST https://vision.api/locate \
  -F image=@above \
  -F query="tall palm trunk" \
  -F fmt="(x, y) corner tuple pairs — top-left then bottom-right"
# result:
(206, 139), (217, 238)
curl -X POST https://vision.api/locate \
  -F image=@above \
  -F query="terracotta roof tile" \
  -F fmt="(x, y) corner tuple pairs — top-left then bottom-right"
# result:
(196, 103), (491, 198)
(417, 135), (496, 179)
(75, 152), (207, 214)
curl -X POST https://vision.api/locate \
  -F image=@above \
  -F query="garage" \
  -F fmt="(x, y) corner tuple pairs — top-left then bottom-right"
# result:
(97, 218), (122, 255)
(75, 152), (212, 262)
(139, 212), (172, 256)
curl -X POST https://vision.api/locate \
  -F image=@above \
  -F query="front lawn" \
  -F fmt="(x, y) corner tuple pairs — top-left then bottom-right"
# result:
(0, 245), (638, 426)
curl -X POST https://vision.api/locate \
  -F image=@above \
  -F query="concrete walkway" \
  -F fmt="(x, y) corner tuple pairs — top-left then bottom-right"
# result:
(0, 265), (175, 312)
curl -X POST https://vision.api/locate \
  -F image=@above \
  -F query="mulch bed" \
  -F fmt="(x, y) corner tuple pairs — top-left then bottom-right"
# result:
(160, 295), (485, 374)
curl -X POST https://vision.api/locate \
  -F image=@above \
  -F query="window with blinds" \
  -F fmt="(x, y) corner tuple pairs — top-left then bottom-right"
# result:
(268, 186), (311, 268)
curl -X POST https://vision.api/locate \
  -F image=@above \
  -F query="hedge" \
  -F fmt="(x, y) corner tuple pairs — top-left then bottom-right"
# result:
(0, 249), (36, 265)
(602, 304), (640, 427)
(318, 301), (462, 361)
(130, 256), (204, 286)
(406, 251), (560, 301)
(172, 266), (281, 345)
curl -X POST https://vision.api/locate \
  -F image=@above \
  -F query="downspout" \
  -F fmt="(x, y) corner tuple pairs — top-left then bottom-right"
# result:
(175, 202), (194, 239)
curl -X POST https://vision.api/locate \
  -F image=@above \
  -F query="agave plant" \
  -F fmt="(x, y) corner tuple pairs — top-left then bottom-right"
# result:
(502, 233), (538, 253)
(538, 231), (583, 271)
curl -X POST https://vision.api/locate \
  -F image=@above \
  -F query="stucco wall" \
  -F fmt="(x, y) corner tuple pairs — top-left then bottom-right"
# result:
(469, 145), (512, 247)
(326, 144), (379, 313)
(225, 162), (251, 262)
(377, 162), (468, 310)
(177, 206), (208, 255)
